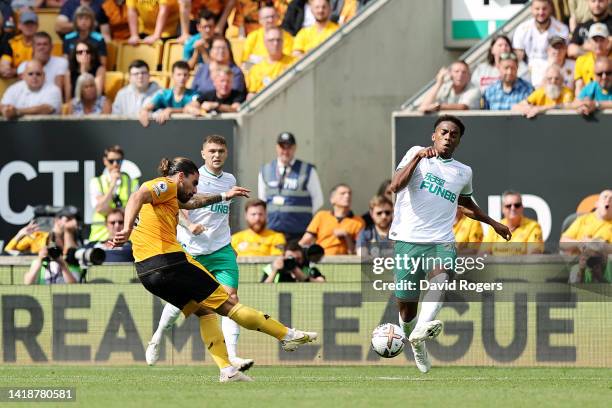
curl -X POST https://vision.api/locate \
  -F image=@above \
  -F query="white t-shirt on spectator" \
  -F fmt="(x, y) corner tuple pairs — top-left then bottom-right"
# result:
(0, 81), (62, 113)
(435, 81), (481, 110)
(529, 58), (575, 89)
(17, 57), (68, 86)
(512, 17), (569, 63)
(303, 4), (315, 27)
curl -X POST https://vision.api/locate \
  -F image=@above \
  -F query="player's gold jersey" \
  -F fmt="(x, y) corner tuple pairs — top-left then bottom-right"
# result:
(131, 177), (184, 262)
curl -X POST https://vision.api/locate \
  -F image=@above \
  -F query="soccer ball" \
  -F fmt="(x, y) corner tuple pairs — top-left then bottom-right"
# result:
(371, 323), (406, 358)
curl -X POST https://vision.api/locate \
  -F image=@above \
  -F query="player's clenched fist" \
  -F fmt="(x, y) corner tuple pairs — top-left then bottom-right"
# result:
(226, 186), (251, 199)
(417, 147), (438, 159)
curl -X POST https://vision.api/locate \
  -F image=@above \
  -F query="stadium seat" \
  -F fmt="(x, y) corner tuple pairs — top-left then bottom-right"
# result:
(149, 71), (169, 88)
(52, 43), (63, 57)
(106, 42), (119, 71)
(162, 40), (185, 73)
(576, 194), (598, 214)
(117, 42), (163, 73)
(560, 213), (578, 234)
(35, 8), (61, 44)
(230, 38), (245, 66)
(0, 77), (18, 100)
(104, 71), (126, 102)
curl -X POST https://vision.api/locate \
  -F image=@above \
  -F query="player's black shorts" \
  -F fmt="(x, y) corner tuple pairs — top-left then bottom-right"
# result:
(135, 251), (229, 316)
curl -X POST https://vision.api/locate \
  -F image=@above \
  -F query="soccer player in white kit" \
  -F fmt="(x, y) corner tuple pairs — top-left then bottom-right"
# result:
(388, 115), (511, 373)
(146, 135), (254, 372)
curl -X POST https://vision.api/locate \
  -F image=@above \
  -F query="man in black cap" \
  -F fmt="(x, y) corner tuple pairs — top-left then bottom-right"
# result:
(258, 132), (324, 241)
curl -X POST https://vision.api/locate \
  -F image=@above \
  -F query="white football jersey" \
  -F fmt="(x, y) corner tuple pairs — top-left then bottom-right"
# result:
(389, 146), (473, 243)
(177, 166), (235, 255)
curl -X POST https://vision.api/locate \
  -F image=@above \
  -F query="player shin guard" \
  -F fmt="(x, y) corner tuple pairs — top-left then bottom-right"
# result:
(199, 314), (232, 369)
(221, 316), (240, 359)
(416, 272), (449, 327)
(151, 303), (182, 344)
(227, 303), (288, 340)
(399, 313), (417, 337)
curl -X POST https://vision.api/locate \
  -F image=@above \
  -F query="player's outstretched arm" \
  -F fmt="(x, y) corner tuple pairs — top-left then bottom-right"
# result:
(112, 185), (154, 246)
(458, 196), (512, 241)
(389, 147), (437, 193)
(179, 186), (251, 210)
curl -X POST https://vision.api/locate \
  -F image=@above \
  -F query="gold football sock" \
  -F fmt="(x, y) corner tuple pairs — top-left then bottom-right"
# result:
(199, 314), (231, 369)
(227, 303), (288, 340)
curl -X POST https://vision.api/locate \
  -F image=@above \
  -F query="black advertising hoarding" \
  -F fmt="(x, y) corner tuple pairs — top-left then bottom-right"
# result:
(394, 112), (611, 244)
(0, 118), (236, 239)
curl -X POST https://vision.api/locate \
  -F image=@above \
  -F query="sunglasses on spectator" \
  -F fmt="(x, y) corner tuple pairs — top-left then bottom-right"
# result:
(27, 71), (43, 76)
(504, 203), (522, 209)
(76, 49), (91, 55)
(374, 210), (392, 216)
(106, 159), (123, 164)
(595, 70), (612, 76)
(499, 52), (518, 61)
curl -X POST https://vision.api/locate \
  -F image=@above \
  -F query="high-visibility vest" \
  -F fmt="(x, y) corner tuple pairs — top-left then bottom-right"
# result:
(88, 173), (136, 242)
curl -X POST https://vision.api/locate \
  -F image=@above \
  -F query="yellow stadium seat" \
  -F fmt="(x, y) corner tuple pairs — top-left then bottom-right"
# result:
(117, 42), (163, 73)
(106, 42), (119, 71)
(35, 8), (61, 44)
(162, 40), (186, 73)
(52, 43), (63, 57)
(150, 71), (169, 88)
(104, 71), (126, 103)
(230, 38), (245, 67)
(0, 77), (18, 100)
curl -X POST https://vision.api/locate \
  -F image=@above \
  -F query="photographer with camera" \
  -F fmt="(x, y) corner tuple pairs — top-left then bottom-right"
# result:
(6, 206), (79, 256)
(23, 240), (78, 285)
(261, 241), (326, 283)
(89, 145), (139, 242)
(86, 208), (133, 262)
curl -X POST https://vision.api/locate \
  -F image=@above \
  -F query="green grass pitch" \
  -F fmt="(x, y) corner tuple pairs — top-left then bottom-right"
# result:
(0, 366), (610, 407)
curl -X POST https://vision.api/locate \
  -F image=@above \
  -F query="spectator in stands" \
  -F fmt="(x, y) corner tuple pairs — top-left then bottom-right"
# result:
(192, 34), (246, 96)
(513, 0), (569, 65)
(56, 0), (111, 42)
(418, 61), (481, 113)
(101, 0), (130, 41)
(62, 5), (108, 66)
(261, 240), (325, 283)
(453, 207), (483, 254)
(573, 56), (612, 114)
(88, 208), (134, 262)
(282, 0), (315, 36)
(356, 195), (392, 256)
(183, 8), (216, 70)
(361, 179), (392, 228)
(64, 39), (105, 100)
(0, 60), (62, 118)
(530, 35), (575, 90)
(88, 145), (139, 242)
(0, 14), (12, 75)
(139, 60), (200, 126)
(569, 0), (594, 32)
(17, 32), (67, 90)
(112, 59), (160, 115)
(126, 0), (180, 45)
(471, 34), (530, 93)
(569, 0), (612, 57)
(483, 52), (534, 110)
(0, 10), (37, 79)
(293, 0), (338, 57)
(481, 191), (544, 256)
(562, 189), (611, 283)
(513, 64), (574, 118)
(198, 64), (245, 113)
(241, 5), (293, 70)
(65, 72), (111, 115)
(258, 132), (324, 241)
(177, 0), (233, 42)
(299, 183), (364, 255)
(246, 26), (296, 96)
(231, 199), (287, 257)
(574, 23), (610, 95)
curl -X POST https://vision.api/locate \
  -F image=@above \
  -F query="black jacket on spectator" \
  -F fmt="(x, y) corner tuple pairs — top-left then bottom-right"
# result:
(198, 89), (246, 113)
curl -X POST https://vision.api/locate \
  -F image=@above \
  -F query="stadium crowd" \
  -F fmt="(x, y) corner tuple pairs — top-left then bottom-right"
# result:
(0, 0), (374, 119)
(418, 0), (612, 116)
